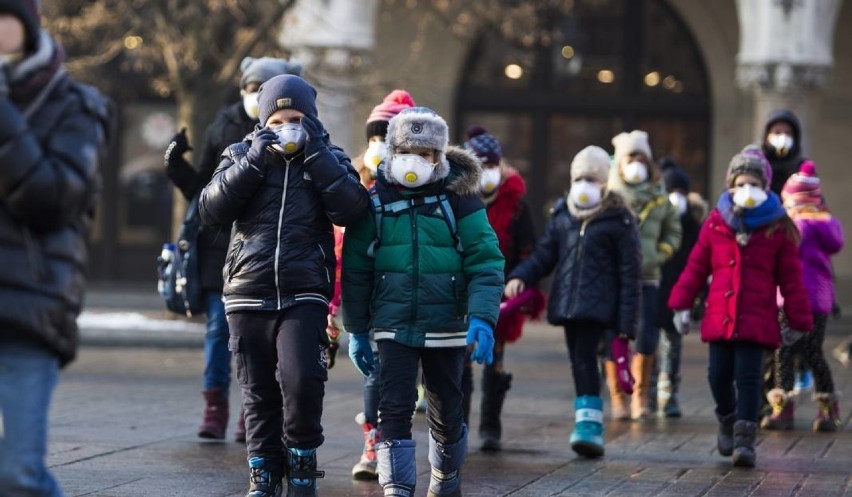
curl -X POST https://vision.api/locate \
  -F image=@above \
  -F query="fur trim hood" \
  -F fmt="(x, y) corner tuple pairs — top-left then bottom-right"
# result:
(377, 146), (482, 195)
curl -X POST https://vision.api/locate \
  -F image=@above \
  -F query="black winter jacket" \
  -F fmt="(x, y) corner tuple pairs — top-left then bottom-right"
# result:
(166, 102), (255, 291)
(0, 75), (109, 366)
(509, 194), (641, 337)
(761, 109), (805, 195)
(199, 130), (370, 313)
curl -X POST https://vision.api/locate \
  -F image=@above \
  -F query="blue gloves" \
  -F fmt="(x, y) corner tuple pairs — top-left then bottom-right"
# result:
(246, 128), (279, 166)
(301, 114), (329, 158)
(466, 317), (494, 365)
(348, 332), (375, 377)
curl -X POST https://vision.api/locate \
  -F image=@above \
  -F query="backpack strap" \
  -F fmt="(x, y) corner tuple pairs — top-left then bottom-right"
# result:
(366, 191), (463, 258)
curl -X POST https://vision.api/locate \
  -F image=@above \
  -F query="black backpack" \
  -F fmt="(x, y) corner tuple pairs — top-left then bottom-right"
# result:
(157, 194), (205, 317)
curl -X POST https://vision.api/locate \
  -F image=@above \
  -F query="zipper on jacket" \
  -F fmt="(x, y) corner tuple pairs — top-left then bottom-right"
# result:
(410, 207), (419, 325)
(569, 219), (590, 316)
(274, 159), (292, 310)
(317, 243), (330, 283)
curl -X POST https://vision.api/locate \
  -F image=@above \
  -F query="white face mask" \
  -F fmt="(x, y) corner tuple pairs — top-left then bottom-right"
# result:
(270, 123), (306, 154)
(362, 141), (387, 174)
(768, 133), (794, 157)
(669, 192), (688, 215)
(622, 161), (648, 184)
(479, 168), (502, 194)
(390, 154), (436, 188)
(569, 180), (603, 209)
(242, 92), (260, 120)
(732, 184), (768, 209)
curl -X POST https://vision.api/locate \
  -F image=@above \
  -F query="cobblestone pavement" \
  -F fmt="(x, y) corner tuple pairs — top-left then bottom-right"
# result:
(50, 318), (852, 496)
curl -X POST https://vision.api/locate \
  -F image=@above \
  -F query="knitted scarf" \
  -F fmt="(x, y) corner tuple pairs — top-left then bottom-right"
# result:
(9, 31), (64, 107)
(717, 190), (786, 233)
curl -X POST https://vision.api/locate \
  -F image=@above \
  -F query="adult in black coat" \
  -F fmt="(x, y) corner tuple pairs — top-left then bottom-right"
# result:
(0, 3), (109, 494)
(761, 109), (806, 195)
(164, 56), (302, 442)
(200, 74), (369, 496)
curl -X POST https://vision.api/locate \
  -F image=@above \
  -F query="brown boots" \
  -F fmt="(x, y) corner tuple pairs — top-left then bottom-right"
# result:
(604, 360), (630, 420)
(630, 354), (654, 420)
(198, 388), (229, 439)
(198, 388), (246, 442)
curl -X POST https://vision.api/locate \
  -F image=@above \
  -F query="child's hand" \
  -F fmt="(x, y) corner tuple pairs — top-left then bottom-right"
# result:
(504, 279), (525, 299)
(466, 317), (494, 365)
(348, 333), (374, 377)
(781, 327), (807, 347)
(673, 309), (691, 335)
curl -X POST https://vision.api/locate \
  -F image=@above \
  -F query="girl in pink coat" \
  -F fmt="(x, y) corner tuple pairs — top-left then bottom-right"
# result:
(668, 145), (812, 468)
(762, 161), (844, 432)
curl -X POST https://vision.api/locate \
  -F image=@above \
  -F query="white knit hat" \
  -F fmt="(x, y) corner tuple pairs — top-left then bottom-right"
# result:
(571, 146), (612, 183)
(612, 130), (652, 164)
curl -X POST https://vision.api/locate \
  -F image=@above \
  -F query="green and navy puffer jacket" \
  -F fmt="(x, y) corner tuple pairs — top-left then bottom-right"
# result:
(341, 147), (505, 348)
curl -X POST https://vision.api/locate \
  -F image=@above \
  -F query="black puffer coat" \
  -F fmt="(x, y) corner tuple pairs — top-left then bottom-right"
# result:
(166, 102), (255, 291)
(0, 75), (109, 366)
(199, 130), (370, 313)
(509, 193), (641, 337)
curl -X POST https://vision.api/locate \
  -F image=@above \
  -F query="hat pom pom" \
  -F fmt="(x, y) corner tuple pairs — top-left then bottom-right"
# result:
(385, 90), (415, 107)
(466, 125), (489, 140)
(800, 160), (816, 177)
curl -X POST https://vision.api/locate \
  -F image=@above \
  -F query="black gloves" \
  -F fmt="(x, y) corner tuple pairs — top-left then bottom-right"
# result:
(164, 128), (192, 167)
(0, 63), (10, 100)
(301, 114), (329, 159)
(246, 128), (279, 167)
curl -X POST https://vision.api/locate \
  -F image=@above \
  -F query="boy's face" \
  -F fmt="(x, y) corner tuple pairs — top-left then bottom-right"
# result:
(0, 14), (25, 57)
(266, 108), (304, 128)
(396, 146), (436, 163)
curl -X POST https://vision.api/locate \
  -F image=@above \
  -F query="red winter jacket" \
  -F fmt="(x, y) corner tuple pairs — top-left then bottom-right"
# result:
(668, 210), (812, 349)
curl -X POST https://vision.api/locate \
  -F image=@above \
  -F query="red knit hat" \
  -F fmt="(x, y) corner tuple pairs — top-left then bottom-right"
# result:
(365, 90), (415, 141)
(782, 160), (822, 207)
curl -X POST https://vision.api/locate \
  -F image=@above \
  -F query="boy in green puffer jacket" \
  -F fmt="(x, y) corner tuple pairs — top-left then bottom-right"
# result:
(342, 107), (504, 497)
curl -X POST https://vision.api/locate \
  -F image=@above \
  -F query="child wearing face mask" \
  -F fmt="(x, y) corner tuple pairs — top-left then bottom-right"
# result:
(668, 145), (812, 468)
(761, 161), (844, 433)
(200, 74), (370, 497)
(506, 145), (641, 458)
(460, 125), (543, 452)
(331, 88), (414, 481)
(653, 159), (708, 418)
(607, 130), (682, 421)
(341, 107), (504, 497)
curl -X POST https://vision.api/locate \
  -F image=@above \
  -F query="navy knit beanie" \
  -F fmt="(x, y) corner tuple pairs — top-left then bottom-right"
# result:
(257, 75), (318, 125)
(0, 0), (41, 53)
(463, 125), (502, 165)
(660, 157), (690, 192)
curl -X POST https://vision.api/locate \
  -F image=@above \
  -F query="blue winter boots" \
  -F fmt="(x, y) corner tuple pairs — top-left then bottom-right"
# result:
(377, 439), (417, 497)
(246, 456), (283, 497)
(570, 396), (605, 458)
(285, 448), (324, 497)
(427, 425), (468, 497)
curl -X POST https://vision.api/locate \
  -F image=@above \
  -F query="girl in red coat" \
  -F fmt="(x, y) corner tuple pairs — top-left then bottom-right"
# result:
(668, 145), (812, 468)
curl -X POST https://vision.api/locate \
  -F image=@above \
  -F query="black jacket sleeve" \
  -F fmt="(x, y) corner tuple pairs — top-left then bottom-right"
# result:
(166, 115), (229, 202)
(509, 199), (537, 272)
(304, 144), (369, 226)
(0, 93), (105, 232)
(616, 214), (641, 338)
(508, 214), (559, 286)
(198, 144), (266, 226)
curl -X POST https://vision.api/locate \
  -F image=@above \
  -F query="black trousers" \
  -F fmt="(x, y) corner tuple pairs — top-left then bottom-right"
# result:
(228, 304), (329, 463)
(564, 321), (606, 397)
(774, 313), (834, 394)
(377, 340), (466, 445)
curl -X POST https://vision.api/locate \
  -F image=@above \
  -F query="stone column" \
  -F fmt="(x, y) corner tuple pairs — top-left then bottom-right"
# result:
(279, 0), (379, 155)
(735, 0), (842, 150)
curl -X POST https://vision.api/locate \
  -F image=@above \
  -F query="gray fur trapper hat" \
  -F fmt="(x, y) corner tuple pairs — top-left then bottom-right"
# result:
(386, 107), (449, 164)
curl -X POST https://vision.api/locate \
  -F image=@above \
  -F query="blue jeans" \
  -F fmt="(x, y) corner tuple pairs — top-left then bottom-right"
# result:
(203, 291), (231, 390)
(0, 340), (64, 497)
(707, 341), (764, 422)
(635, 283), (661, 355)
